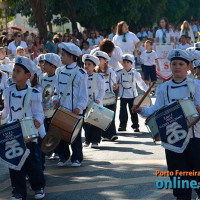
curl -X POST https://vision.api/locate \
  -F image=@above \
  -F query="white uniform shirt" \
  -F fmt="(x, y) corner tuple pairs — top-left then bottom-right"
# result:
(155, 29), (174, 44)
(176, 43), (191, 50)
(112, 32), (140, 54)
(90, 46), (123, 71)
(98, 67), (116, 94)
(116, 69), (148, 98)
(86, 73), (105, 106)
(108, 33), (115, 40)
(53, 62), (88, 113)
(41, 73), (57, 92)
(0, 71), (8, 90)
(1, 85), (44, 125)
(82, 49), (91, 55)
(137, 32), (148, 39)
(8, 41), (28, 55)
(87, 38), (101, 49)
(140, 50), (158, 66)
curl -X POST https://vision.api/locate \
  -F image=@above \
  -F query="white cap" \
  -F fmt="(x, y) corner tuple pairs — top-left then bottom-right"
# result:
(195, 42), (200, 49)
(15, 56), (38, 76)
(37, 54), (45, 64)
(58, 42), (82, 57)
(93, 51), (110, 60)
(0, 65), (12, 73)
(82, 54), (100, 66)
(193, 60), (200, 68)
(187, 50), (200, 60)
(122, 54), (135, 64)
(167, 49), (193, 64)
(186, 47), (196, 51)
(44, 53), (62, 68)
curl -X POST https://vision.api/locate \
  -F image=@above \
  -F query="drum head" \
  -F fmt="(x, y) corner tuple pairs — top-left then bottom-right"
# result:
(41, 130), (61, 153)
(134, 95), (152, 107)
(71, 118), (83, 144)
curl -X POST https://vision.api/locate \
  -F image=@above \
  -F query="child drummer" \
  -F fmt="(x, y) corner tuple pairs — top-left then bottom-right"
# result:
(0, 56), (45, 200)
(82, 54), (105, 148)
(53, 42), (88, 167)
(116, 54), (148, 132)
(133, 49), (200, 200)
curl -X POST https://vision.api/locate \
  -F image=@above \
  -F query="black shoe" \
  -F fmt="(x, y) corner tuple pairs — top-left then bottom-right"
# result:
(102, 137), (110, 141)
(111, 135), (118, 141)
(10, 193), (22, 200)
(150, 90), (155, 96)
(134, 128), (140, 132)
(118, 127), (126, 131)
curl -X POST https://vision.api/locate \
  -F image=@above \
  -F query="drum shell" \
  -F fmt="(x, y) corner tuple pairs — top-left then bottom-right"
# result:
(84, 102), (114, 131)
(49, 107), (83, 144)
(103, 92), (116, 106)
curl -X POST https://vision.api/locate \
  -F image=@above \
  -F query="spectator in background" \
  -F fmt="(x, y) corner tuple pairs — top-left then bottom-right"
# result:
(137, 27), (148, 40)
(7, 32), (28, 55)
(45, 33), (56, 53)
(62, 33), (71, 43)
(191, 20), (198, 39)
(96, 30), (104, 42)
(81, 40), (91, 55)
(32, 36), (44, 58)
(176, 35), (191, 50)
(27, 36), (33, 54)
(108, 26), (116, 41)
(53, 35), (61, 54)
(145, 27), (153, 38)
(87, 30), (101, 49)
(180, 21), (195, 43)
(71, 34), (80, 47)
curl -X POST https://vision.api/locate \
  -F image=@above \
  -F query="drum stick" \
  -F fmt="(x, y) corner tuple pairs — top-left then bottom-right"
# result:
(136, 82), (156, 108)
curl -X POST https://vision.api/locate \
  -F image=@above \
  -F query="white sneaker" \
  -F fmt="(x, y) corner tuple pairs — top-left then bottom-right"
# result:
(34, 188), (45, 199)
(83, 142), (90, 147)
(57, 159), (68, 167)
(71, 160), (81, 167)
(10, 194), (22, 200)
(91, 143), (99, 148)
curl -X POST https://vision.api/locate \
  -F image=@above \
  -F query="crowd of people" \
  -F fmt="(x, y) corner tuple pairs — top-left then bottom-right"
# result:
(0, 16), (200, 200)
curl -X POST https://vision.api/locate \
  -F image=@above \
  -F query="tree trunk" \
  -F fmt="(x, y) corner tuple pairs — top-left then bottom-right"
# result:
(28, 0), (48, 41)
(48, 21), (53, 33)
(65, 0), (78, 34)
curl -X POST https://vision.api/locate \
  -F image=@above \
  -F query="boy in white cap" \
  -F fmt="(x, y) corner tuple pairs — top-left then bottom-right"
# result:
(82, 54), (105, 148)
(94, 51), (118, 141)
(53, 42), (88, 167)
(0, 56), (45, 200)
(133, 49), (200, 200)
(116, 54), (148, 132)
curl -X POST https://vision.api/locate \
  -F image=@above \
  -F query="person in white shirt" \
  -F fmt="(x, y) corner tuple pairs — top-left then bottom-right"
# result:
(191, 21), (198, 39)
(94, 51), (118, 141)
(115, 54), (148, 133)
(87, 30), (101, 49)
(81, 40), (91, 55)
(53, 42), (88, 167)
(137, 27), (148, 40)
(112, 21), (141, 55)
(7, 32), (28, 55)
(132, 49), (200, 200)
(176, 35), (191, 50)
(180, 21), (195, 43)
(155, 17), (174, 44)
(140, 40), (160, 95)
(145, 27), (153, 38)
(108, 25), (116, 41)
(82, 54), (105, 148)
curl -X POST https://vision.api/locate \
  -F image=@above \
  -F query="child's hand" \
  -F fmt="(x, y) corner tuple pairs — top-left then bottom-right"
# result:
(157, 66), (160, 72)
(73, 108), (81, 115)
(95, 100), (100, 104)
(131, 105), (142, 113)
(53, 101), (59, 109)
(113, 83), (119, 91)
(34, 119), (41, 129)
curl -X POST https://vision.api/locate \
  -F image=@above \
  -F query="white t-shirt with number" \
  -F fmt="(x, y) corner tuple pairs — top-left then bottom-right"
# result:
(112, 32), (140, 54)
(155, 29), (174, 44)
(140, 50), (158, 66)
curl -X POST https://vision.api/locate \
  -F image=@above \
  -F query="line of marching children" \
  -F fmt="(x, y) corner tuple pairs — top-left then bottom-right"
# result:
(0, 42), (148, 200)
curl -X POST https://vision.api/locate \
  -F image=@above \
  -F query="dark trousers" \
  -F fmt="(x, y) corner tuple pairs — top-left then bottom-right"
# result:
(102, 103), (117, 139)
(9, 142), (45, 198)
(119, 98), (139, 129)
(57, 128), (83, 163)
(83, 122), (102, 144)
(165, 138), (200, 200)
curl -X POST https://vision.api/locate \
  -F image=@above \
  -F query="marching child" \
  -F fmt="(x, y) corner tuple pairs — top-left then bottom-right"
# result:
(82, 54), (105, 148)
(116, 54), (148, 132)
(140, 40), (160, 95)
(53, 42), (88, 167)
(177, 35), (191, 50)
(133, 49), (200, 200)
(0, 56), (45, 200)
(94, 51), (118, 141)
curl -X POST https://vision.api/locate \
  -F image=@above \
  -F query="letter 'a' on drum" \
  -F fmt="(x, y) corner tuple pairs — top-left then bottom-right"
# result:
(84, 102), (114, 131)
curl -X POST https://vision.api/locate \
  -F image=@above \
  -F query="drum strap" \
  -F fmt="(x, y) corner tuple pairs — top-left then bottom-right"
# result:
(123, 69), (136, 90)
(60, 66), (80, 106)
(22, 87), (33, 118)
(91, 73), (97, 101)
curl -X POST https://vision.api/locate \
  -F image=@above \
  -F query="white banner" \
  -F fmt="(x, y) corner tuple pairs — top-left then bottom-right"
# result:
(154, 44), (175, 81)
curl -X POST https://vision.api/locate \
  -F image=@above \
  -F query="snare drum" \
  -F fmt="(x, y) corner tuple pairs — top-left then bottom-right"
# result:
(44, 109), (55, 118)
(134, 95), (152, 107)
(6, 117), (39, 143)
(103, 92), (116, 106)
(84, 102), (114, 131)
(49, 107), (83, 144)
